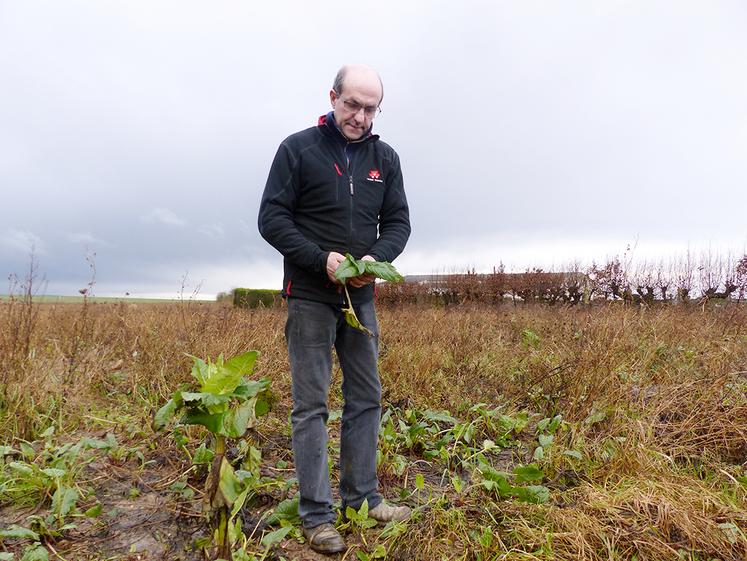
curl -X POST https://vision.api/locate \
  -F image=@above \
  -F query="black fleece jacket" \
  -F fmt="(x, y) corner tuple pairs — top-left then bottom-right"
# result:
(258, 114), (411, 305)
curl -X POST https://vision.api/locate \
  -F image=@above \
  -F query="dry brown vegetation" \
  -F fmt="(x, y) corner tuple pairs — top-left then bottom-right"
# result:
(1, 289), (746, 560)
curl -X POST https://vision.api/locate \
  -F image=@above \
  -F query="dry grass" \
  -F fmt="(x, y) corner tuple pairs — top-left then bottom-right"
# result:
(1, 299), (745, 560)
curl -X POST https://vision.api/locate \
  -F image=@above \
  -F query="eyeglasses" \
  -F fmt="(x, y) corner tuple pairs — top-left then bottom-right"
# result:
(334, 91), (381, 118)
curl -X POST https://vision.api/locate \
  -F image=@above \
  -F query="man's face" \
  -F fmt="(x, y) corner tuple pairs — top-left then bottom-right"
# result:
(330, 70), (382, 141)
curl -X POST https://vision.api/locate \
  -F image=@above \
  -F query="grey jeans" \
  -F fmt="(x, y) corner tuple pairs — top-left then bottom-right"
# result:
(285, 297), (383, 528)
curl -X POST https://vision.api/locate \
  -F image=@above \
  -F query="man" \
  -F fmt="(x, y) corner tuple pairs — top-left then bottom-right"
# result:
(258, 64), (411, 554)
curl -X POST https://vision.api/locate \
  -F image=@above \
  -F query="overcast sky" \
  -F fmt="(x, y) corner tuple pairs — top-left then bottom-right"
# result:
(1, 1), (746, 298)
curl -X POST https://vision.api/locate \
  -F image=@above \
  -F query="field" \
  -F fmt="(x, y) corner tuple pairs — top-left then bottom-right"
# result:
(0, 298), (745, 560)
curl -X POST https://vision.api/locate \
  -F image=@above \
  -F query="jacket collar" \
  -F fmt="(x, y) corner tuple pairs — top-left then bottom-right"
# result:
(318, 112), (378, 144)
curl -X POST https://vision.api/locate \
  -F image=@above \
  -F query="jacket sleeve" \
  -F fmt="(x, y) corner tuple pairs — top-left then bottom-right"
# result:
(257, 143), (328, 273)
(367, 150), (411, 263)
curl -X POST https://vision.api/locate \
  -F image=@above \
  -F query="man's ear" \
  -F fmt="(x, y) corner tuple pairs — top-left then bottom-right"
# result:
(329, 89), (338, 108)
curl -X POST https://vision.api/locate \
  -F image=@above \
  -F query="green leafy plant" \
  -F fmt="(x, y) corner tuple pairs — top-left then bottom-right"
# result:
(153, 350), (272, 561)
(334, 253), (403, 335)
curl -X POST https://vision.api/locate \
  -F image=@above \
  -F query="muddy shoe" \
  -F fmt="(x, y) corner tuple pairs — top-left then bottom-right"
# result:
(303, 523), (346, 554)
(369, 501), (411, 523)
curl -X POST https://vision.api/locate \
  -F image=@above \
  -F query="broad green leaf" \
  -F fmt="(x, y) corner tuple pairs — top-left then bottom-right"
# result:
(334, 256), (362, 283)
(514, 485), (550, 504)
(482, 439), (497, 451)
(379, 519), (407, 540)
(533, 446), (545, 461)
(0, 525), (39, 540)
(42, 468), (66, 479)
(343, 305), (373, 336)
(228, 517), (243, 547)
(422, 410), (457, 425)
(39, 426), (55, 439)
(585, 409), (607, 425)
(358, 498), (369, 519)
(19, 545), (48, 561)
(182, 409), (225, 434)
(9, 462), (33, 476)
(364, 260), (403, 282)
(85, 503), (103, 517)
(265, 495), (300, 526)
(513, 464), (544, 483)
(224, 351), (258, 379)
(414, 473), (424, 490)
(193, 443), (215, 465)
(218, 458), (241, 505)
(234, 378), (270, 399)
(547, 415), (563, 433)
(20, 443), (35, 460)
(181, 392), (228, 414)
(230, 488), (250, 520)
(52, 486), (78, 518)
(261, 525), (292, 548)
(153, 397), (179, 430)
(188, 355), (210, 386)
(563, 450), (583, 460)
(0, 445), (15, 456)
(222, 398), (256, 438)
(538, 434), (554, 449)
(200, 362), (244, 395)
(0, 552), (14, 560)
(254, 394), (271, 418)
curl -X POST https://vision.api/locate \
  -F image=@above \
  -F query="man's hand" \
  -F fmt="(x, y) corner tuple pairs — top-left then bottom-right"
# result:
(348, 255), (376, 288)
(326, 252), (346, 283)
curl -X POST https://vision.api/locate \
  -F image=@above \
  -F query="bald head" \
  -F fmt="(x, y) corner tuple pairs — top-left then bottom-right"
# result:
(332, 64), (384, 105)
(329, 64), (384, 140)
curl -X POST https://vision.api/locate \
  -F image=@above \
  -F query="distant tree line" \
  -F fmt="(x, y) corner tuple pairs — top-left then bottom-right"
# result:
(375, 252), (747, 307)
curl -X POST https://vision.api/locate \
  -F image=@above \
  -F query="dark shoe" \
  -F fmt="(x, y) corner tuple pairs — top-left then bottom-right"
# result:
(369, 501), (411, 523)
(303, 523), (346, 554)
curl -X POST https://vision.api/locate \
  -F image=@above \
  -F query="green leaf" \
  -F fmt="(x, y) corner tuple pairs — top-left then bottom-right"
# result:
(0, 525), (39, 540)
(342, 305), (373, 336)
(532, 446), (544, 461)
(228, 517), (243, 547)
(218, 458), (241, 505)
(84, 503), (103, 517)
(234, 378), (270, 399)
(19, 545), (48, 561)
(153, 397), (178, 430)
(422, 410), (457, 425)
(224, 351), (259, 379)
(0, 445), (16, 456)
(356, 551), (370, 561)
(51, 486), (78, 518)
(563, 450), (583, 460)
(254, 394), (271, 418)
(41, 468), (66, 479)
(222, 398), (256, 438)
(8, 462), (33, 476)
(198, 358), (244, 396)
(188, 355), (210, 386)
(193, 443), (215, 465)
(39, 426), (55, 439)
(414, 473), (424, 490)
(363, 260), (403, 282)
(538, 434), (554, 449)
(182, 409), (225, 434)
(230, 488), (250, 520)
(265, 495), (300, 526)
(334, 255), (362, 283)
(515, 485), (550, 504)
(513, 464), (544, 483)
(261, 525), (292, 549)
(20, 443), (35, 460)
(0, 552), (14, 560)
